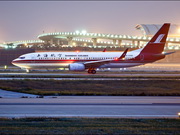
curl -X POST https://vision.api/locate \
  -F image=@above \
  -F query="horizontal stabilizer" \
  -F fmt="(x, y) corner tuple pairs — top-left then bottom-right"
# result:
(152, 51), (175, 58)
(163, 51), (175, 55)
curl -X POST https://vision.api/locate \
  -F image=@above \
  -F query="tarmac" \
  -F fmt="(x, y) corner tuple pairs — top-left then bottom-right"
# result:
(0, 92), (179, 118)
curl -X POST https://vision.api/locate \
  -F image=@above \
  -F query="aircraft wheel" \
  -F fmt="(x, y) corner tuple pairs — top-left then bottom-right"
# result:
(91, 70), (96, 74)
(88, 70), (92, 74)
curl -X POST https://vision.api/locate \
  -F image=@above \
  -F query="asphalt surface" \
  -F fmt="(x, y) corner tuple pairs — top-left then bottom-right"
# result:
(0, 73), (180, 77)
(0, 77), (179, 81)
(0, 96), (179, 118)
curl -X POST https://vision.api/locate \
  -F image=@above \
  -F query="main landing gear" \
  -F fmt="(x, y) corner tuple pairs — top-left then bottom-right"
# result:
(88, 68), (96, 74)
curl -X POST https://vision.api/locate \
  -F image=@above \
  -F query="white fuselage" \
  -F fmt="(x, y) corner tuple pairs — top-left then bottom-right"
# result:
(12, 50), (144, 70)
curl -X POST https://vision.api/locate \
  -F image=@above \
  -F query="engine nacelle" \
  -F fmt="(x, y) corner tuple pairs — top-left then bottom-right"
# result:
(69, 63), (85, 71)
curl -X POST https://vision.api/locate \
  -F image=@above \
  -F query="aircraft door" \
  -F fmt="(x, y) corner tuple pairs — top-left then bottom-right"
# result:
(31, 54), (36, 63)
(140, 54), (144, 61)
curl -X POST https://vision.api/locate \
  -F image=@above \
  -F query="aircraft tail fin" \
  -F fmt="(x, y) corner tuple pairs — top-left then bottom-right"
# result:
(141, 23), (170, 54)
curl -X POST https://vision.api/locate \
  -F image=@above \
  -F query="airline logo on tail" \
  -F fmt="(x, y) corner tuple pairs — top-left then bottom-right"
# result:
(154, 34), (165, 43)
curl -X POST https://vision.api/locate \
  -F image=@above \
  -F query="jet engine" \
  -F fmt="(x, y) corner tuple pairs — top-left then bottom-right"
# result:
(69, 63), (85, 71)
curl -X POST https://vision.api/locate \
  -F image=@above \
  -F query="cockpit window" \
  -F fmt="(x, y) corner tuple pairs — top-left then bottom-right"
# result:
(19, 57), (25, 59)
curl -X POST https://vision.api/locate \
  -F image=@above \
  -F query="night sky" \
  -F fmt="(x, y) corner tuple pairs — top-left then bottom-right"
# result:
(0, 1), (179, 42)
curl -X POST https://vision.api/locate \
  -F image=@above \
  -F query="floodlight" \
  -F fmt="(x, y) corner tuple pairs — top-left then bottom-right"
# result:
(81, 30), (87, 34)
(75, 30), (80, 34)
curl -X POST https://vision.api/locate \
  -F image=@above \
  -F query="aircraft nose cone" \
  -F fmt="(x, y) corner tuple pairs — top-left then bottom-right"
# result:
(11, 59), (18, 65)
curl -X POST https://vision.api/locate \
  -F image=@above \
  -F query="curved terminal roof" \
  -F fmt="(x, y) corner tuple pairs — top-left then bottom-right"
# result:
(37, 31), (180, 44)
(38, 32), (141, 41)
(136, 24), (180, 37)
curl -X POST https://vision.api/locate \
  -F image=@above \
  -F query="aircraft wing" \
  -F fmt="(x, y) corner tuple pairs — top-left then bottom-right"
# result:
(84, 48), (128, 68)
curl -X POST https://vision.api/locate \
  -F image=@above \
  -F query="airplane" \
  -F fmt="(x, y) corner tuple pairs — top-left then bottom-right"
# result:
(12, 23), (173, 74)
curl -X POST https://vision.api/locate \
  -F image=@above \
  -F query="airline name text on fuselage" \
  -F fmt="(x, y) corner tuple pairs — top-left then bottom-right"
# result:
(36, 54), (89, 58)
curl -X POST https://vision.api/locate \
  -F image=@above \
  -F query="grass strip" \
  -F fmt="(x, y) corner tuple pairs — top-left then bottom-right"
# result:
(0, 80), (180, 96)
(0, 118), (179, 134)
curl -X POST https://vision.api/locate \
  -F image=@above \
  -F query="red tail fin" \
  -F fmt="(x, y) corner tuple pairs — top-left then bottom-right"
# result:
(141, 23), (170, 54)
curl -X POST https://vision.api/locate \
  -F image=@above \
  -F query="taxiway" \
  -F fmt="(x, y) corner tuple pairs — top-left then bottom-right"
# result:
(0, 96), (179, 118)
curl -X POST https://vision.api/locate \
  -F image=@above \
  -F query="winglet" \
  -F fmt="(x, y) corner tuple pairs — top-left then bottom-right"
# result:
(103, 48), (106, 52)
(118, 48), (128, 60)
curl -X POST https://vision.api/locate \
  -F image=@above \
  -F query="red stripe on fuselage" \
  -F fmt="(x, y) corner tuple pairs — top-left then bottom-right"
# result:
(12, 59), (155, 64)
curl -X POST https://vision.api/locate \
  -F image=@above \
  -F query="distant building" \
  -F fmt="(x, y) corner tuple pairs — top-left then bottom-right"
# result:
(136, 24), (180, 37)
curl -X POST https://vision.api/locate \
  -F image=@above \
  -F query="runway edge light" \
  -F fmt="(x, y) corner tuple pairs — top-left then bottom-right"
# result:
(178, 112), (180, 118)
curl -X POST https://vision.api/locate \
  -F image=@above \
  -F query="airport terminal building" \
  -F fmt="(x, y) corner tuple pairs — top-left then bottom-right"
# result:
(1, 24), (180, 50)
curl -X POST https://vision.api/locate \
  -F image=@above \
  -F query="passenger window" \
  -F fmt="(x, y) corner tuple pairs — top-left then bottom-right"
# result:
(51, 54), (55, 57)
(19, 57), (25, 59)
(44, 54), (48, 57)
